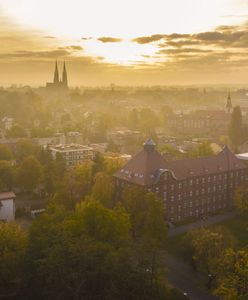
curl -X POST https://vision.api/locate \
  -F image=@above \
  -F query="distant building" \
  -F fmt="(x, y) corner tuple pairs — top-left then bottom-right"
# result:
(49, 144), (94, 167)
(2, 117), (14, 130)
(46, 61), (68, 92)
(114, 139), (248, 223)
(167, 110), (231, 136)
(167, 94), (234, 136)
(0, 192), (16, 222)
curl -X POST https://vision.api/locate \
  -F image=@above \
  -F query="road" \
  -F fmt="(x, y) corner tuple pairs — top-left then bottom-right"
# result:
(168, 211), (239, 237)
(164, 211), (240, 299)
(163, 252), (218, 300)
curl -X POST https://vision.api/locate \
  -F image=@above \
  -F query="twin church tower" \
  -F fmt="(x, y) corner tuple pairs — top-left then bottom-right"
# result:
(46, 61), (68, 91)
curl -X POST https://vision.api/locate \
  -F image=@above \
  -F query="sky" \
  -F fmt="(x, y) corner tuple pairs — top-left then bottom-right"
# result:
(1, 0), (248, 86)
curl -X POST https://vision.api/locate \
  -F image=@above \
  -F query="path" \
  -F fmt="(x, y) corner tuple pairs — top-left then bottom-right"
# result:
(168, 211), (239, 237)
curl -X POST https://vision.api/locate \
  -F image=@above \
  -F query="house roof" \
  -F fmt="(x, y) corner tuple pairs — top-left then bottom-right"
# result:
(0, 192), (16, 201)
(114, 142), (247, 185)
(114, 139), (167, 185)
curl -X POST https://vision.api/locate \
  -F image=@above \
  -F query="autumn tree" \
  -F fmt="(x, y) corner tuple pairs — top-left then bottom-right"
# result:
(234, 186), (248, 215)
(54, 161), (94, 208)
(228, 106), (243, 148)
(17, 155), (43, 192)
(214, 248), (248, 300)
(0, 144), (12, 160)
(0, 223), (27, 298)
(0, 160), (14, 190)
(185, 227), (236, 273)
(25, 199), (175, 300)
(92, 172), (114, 207)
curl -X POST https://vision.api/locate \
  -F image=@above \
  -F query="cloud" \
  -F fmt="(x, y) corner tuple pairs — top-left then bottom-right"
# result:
(132, 34), (165, 44)
(158, 48), (213, 55)
(81, 37), (93, 40)
(43, 35), (56, 39)
(98, 37), (122, 43)
(0, 49), (71, 60)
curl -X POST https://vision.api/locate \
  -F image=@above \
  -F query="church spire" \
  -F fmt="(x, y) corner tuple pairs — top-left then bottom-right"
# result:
(62, 61), (68, 88)
(226, 91), (232, 113)
(53, 61), (59, 84)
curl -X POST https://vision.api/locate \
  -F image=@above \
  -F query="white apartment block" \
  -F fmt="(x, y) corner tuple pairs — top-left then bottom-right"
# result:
(50, 144), (94, 167)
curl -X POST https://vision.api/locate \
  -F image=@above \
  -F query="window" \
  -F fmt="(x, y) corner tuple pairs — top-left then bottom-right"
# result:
(178, 183), (182, 189)
(196, 178), (199, 184)
(208, 176), (211, 182)
(189, 191), (193, 197)
(202, 178), (205, 183)
(171, 184), (174, 190)
(170, 196), (174, 202)
(201, 188), (205, 194)
(189, 201), (192, 207)
(189, 179), (193, 186)
(163, 192), (167, 199)
(178, 194), (182, 200)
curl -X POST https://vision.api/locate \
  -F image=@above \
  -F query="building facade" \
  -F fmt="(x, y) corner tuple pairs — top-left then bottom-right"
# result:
(114, 139), (248, 223)
(0, 192), (16, 222)
(50, 144), (94, 167)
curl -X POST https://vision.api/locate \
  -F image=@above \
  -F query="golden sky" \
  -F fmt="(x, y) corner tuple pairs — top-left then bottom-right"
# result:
(1, 0), (248, 86)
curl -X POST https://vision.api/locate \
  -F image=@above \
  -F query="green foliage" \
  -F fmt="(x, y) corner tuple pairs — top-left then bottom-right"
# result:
(17, 155), (43, 191)
(185, 227), (236, 273)
(228, 106), (243, 147)
(234, 186), (248, 215)
(0, 223), (27, 297)
(54, 161), (94, 208)
(0, 160), (14, 190)
(103, 156), (125, 175)
(92, 172), (114, 207)
(0, 144), (12, 160)
(14, 139), (41, 162)
(6, 124), (27, 138)
(214, 248), (248, 300)
(188, 140), (214, 157)
(27, 200), (165, 300)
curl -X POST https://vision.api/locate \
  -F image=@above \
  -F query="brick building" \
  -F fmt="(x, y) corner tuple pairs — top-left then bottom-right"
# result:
(114, 139), (248, 223)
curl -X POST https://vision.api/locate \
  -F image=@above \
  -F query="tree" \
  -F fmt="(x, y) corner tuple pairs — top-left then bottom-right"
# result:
(234, 186), (248, 215)
(92, 172), (114, 207)
(0, 144), (12, 160)
(6, 124), (27, 138)
(214, 248), (248, 300)
(185, 227), (236, 273)
(228, 106), (243, 148)
(17, 155), (43, 192)
(188, 141), (214, 158)
(0, 223), (27, 298)
(121, 185), (146, 238)
(14, 139), (40, 162)
(103, 156), (125, 175)
(0, 160), (14, 190)
(54, 161), (94, 208)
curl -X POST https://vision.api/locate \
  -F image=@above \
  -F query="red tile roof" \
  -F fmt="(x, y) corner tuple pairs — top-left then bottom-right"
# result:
(0, 192), (16, 201)
(114, 143), (247, 185)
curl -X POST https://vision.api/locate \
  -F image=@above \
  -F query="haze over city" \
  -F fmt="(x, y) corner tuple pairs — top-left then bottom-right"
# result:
(1, 0), (248, 86)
